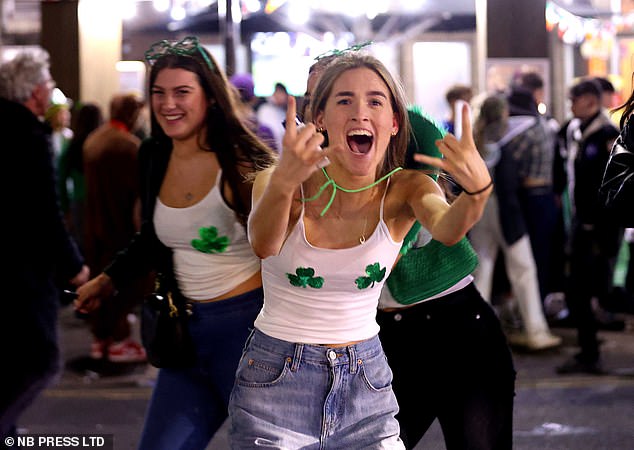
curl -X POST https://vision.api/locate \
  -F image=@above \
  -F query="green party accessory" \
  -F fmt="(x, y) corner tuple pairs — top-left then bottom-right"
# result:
(406, 104), (446, 180)
(314, 41), (373, 61)
(302, 167), (403, 217)
(387, 104), (479, 305)
(386, 237), (479, 305)
(145, 36), (214, 71)
(399, 105), (446, 251)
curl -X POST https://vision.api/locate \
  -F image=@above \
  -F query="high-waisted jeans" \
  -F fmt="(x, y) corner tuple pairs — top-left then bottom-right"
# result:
(228, 328), (404, 449)
(137, 288), (264, 450)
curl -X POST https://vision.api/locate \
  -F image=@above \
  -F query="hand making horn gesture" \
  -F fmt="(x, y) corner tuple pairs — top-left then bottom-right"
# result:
(275, 96), (333, 188)
(414, 102), (493, 196)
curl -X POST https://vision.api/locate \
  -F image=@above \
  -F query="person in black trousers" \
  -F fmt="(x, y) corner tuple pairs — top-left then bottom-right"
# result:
(377, 106), (516, 450)
(555, 78), (621, 375)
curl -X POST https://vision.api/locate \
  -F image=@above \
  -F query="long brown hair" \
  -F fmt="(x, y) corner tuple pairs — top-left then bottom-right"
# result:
(147, 45), (276, 225)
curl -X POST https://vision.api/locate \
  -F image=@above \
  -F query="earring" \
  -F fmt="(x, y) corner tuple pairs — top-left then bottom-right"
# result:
(391, 130), (397, 136)
(317, 127), (325, 133)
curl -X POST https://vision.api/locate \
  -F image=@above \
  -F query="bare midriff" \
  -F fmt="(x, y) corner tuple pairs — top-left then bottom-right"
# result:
(196, 270), (262, 303)
(315, 339), (367, 348)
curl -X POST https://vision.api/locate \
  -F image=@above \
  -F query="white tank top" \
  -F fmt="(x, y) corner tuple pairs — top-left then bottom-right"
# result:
(256, 180), (403, 344)
(154, 171), (260, 300)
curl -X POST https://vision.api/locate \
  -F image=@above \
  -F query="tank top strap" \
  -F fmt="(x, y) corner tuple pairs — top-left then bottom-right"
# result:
(298, 183), (305, 220)
(379, 177), (391, 223)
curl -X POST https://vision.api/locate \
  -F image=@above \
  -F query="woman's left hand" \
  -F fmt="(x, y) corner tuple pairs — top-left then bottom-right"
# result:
(413, 102), (492, 194)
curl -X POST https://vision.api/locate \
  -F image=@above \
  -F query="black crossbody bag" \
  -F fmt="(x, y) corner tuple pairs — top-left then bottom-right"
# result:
(141, 275), (196, 368)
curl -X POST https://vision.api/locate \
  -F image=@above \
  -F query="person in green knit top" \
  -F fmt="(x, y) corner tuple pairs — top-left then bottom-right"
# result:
(377, 106), (516, 450)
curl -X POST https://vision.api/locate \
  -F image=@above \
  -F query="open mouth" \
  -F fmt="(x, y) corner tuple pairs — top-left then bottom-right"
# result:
(347, 129), (373, 154)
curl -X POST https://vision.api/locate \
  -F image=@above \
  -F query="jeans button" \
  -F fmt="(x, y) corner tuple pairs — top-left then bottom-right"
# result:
(394, 313), (402, 322)
(328, 350), (337, 360)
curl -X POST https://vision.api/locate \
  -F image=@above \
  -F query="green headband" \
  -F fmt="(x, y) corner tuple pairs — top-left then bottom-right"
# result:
(144, 36), (214, 71)
(314, 41), (373, 61)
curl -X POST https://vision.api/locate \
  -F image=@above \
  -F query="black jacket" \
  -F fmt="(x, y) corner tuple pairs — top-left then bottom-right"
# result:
(2, 97), (84, 294)
(600, 118), (634, 226)
(104, 138), (177, 293)
(2, 97), (84, 386)
(555, 111), (619, 225)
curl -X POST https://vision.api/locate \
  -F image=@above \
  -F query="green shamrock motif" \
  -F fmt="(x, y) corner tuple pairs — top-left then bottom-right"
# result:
(191, 226), (230, 253)
(287, 267), (324, 289)
(355, 262), (386, 289)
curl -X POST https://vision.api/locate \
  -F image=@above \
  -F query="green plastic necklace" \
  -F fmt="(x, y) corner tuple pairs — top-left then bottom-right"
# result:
(302, 166), (403, 217)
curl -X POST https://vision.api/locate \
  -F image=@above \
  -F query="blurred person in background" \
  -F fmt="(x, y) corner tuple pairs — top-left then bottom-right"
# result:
(594, 76), (617, 111)
(554, 78), (621, 374)
(230, 73), (278, 152)
(469, 94), (561, 351)
(57, 102), (104, 252)
(82, 93), (150, 364)
(505, 72), (561, 311)
(45, 102), (73, 170)
(256, 81), (289, 151)
(0, 49), (89, 447)
(441, 84), (474, 136)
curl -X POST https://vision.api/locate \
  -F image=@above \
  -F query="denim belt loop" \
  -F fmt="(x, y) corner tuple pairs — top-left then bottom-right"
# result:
(348, 345), (358, 374)
(290, 343), (304, 372)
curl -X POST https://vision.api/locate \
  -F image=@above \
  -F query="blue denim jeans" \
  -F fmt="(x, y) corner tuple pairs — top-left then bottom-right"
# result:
(137, 288), (263, 450)
(228, 329), (404, 449)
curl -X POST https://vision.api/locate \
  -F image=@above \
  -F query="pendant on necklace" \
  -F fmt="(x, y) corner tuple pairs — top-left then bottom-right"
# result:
(359, 216), (367, 245)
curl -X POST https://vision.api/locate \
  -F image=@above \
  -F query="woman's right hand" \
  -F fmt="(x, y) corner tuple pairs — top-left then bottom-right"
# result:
(74, 273), (116, 314)
(275, 96), (330, 189)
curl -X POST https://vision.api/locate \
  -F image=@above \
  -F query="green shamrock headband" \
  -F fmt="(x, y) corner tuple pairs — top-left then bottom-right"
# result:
(144, 36), (214, 71)
(314, 41), (373, 61)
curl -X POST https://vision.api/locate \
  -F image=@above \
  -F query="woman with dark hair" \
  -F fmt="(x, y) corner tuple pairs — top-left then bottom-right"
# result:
(74, 36), (276, 449)
(600, 78), (634, 317)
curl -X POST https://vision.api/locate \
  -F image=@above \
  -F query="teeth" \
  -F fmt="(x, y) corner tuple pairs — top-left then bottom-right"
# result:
(347, 129), (372, 137)
(165, 115), (182, 120)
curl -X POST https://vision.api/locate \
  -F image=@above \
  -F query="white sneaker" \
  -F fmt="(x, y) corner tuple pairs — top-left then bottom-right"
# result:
(507, 331), (562, 351)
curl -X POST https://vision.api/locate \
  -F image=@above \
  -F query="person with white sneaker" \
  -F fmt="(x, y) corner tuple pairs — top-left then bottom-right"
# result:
(82, 93), (151, 364)
(469, 94), (562, 351)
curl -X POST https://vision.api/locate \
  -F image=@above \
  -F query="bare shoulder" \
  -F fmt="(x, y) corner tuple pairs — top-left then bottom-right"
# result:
(389, 168), (440, 198)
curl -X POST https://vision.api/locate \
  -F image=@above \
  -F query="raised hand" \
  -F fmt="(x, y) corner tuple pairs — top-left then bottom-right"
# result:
(274, 96), (331, 188)
(414, 102), (492, 195)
